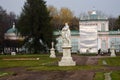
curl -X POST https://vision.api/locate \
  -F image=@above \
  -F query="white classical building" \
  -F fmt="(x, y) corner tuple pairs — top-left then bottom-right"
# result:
(55, 10), (120, 54)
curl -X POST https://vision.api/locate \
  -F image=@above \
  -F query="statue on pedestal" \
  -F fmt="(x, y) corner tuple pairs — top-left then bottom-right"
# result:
(59, 23), (76, 66)
(110, 43), (116, 57)
(50, 42), (56, 58)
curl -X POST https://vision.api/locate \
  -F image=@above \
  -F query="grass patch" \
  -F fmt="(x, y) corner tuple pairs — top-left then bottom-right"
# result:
(0, 54), (49, 60)
(94, 72), (104, 80)
(94, 71), (120, 80)
(0, 72), (8, 77)
(99, 56), (120, 66)
(0, 54), (103, 70)
(111, 71), (120, 80)
(0, 58), (58, 68)
(0, 72), (13, 77)
(0, 54), (59, 68)
(28, 65), (102, 71)
(0, 59), (102, 71)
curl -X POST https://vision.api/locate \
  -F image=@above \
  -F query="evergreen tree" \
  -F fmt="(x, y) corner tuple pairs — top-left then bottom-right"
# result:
(17, 0), (54, 53)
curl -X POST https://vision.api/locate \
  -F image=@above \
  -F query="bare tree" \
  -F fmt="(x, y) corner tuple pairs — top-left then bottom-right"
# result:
(48, 6), (79, 30)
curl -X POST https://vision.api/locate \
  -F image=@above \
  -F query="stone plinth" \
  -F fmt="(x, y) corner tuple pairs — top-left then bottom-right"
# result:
(59, 46), (76, 66)
(110, 48), (116, 57)
(11, 52), (16, 55)
(50, 48), (56, 58)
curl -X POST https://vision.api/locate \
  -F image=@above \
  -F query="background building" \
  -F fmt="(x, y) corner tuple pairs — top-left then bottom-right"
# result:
(55, 10), (120, 54)
(4, 23), (25, 54)
(79, 10), (109, 53)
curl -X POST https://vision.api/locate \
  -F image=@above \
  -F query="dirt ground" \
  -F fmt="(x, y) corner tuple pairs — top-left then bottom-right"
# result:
(0, 55), (120, 80)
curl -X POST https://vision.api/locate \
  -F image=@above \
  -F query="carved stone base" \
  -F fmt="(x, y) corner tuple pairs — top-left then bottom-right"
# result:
(11, 52), (16, 55)
(50, 48), (56, 58)
(110, 49), (116, 57)
(59, 46), (76, 66)
(59, 57), (76, 66)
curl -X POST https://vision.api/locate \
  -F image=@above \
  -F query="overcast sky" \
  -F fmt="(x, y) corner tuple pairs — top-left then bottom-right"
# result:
(0, 0), (120, 17)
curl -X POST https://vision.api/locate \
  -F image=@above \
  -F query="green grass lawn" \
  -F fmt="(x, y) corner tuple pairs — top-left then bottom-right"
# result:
(0, 72), (13, 77)
(0, 54), (102, 70)
(94, 71), (120, 80)
(0, 54), (120, 79)
(0, 54), (58, 68)
(0, 72), (8, 77)
(94, 72), (104, 80)
(0, 54), (50, 59)
(95, 56), (120, 80)
(0, 54), (120, 69)
(99, 56), (120, 66)
(111, 71), (120, 80)
(28, 65), (102, 71)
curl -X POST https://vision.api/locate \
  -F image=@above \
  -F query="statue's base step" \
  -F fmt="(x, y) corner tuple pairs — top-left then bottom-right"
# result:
(58, 57), (76, 66)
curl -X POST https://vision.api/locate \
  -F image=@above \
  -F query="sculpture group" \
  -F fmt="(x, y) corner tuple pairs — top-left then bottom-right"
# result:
(61, 23), (71, 47)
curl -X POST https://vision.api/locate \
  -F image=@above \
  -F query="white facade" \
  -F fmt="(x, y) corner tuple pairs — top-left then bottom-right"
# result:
(79, 22), (98, 53)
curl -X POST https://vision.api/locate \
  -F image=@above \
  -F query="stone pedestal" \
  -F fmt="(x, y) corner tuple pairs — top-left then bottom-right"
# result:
(110, 48), (116, 57)
(11, 52), (16, 55)
(50, 48), (56, 58)
(59, 46), (76, 66)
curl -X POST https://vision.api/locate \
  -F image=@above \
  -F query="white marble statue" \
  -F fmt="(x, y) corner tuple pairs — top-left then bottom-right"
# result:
(50, 42), (56, 58)
(110, 44), (116, 57)
(61, 23), (71, 46)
